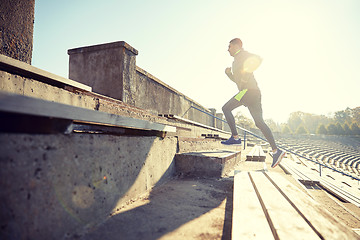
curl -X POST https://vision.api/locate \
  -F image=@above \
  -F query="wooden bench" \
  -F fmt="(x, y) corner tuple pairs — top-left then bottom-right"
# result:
(280, 155), (360, 207)
(232, 170), (358, 239)
(246, 145), (266, 162)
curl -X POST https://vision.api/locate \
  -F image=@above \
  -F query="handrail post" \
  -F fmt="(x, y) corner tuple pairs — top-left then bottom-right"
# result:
(243, 131), (246, 150)
(319, 164), (322, 177)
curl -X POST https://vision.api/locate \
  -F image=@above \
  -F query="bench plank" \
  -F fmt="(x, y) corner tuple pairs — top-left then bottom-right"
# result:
(284, 158), (360, 206)
(246, 145), (266, 162)
(250, 172), (320, 240)
(232, 171), (274, 239)
(266, 172), (359, 239)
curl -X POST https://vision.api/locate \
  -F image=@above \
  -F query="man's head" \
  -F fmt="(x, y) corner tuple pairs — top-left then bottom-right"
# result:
(228, 38), (243, 57)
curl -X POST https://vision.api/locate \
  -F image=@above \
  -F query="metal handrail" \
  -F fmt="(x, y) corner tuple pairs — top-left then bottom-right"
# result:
(185, 105), (360, 181)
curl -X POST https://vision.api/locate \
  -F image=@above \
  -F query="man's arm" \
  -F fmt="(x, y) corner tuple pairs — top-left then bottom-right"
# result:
(242, 55), (262, 73)
(225, 67), (235, 81)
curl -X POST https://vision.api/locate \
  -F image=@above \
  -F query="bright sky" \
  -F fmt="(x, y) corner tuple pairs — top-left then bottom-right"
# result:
(32, 0), (360, 123)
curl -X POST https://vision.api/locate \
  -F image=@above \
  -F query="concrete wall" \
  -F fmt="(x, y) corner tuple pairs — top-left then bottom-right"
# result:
(0, 67), (233, 239)
(135, 66), (213, 126)
(0, 70), (165, 124)
(0, 37), (232, 238)
(0, 0), (35, 64)
(0, 133), (177, 239)
(68, 41), (220, 128)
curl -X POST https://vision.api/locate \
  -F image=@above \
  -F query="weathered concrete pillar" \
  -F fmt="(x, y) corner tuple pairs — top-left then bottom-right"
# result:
(209, 108), (216, 128)
(68, 41), (138, 102)
(216, 113), (224, 130)
(0, 0), (35, 64)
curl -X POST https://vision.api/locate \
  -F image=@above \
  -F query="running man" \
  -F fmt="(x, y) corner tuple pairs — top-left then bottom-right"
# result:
(221, 38), (285, 168)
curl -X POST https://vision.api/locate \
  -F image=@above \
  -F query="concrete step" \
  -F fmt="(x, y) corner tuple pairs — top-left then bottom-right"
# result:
(175, 149), (241, 178)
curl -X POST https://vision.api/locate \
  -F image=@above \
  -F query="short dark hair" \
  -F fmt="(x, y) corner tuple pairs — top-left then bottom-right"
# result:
(230, 38), (243, 48)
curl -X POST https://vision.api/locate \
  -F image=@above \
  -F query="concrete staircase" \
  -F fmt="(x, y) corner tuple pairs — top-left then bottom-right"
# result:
(174, 136), (244, 178)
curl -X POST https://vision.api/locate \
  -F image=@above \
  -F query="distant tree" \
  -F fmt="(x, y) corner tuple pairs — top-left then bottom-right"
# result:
(303, 113), (321, 134)
(287, 111), (331, 134)
(343, 123), (351, 135)
(234, 111), (255, 130)
(352, 107), (360, 125)
(288, 112), (304, 132)
(335, 122), (345, 135)
(285, 107), (359, 134)
(281, 125), (292, 134)
(334, 108), (352, 125)
(316, 124), (327, 135)
(296, 125), (308, 135)
(350, 122), (360, 135)
(326, 123), (337, 135)
(265, 119), (279, 132)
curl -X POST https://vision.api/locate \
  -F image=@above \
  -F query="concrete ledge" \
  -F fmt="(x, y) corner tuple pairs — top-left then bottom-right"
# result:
(160, 114), (230, 135)
(0, 69), (231, 139)
(0, 92), (176, 133)
(177, 137), (239, 153)
(0, 54), (91, 91)
(175, 149), (241, 178)
(68, 41), (138, 56)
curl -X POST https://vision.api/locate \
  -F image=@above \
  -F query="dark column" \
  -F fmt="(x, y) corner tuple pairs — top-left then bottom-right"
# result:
(0, 0), (35, 64)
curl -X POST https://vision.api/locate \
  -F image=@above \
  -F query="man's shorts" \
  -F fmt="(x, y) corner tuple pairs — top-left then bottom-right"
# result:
(234, 88), (262, 112)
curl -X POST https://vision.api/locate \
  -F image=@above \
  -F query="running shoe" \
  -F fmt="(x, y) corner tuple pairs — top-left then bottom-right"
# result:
(271, 149), (285, 168)
(221, 136), (242, 145)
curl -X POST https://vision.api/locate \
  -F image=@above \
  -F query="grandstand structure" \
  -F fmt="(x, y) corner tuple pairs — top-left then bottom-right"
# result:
(1, 2), (360, 238)
(277, 135), (360, 178)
